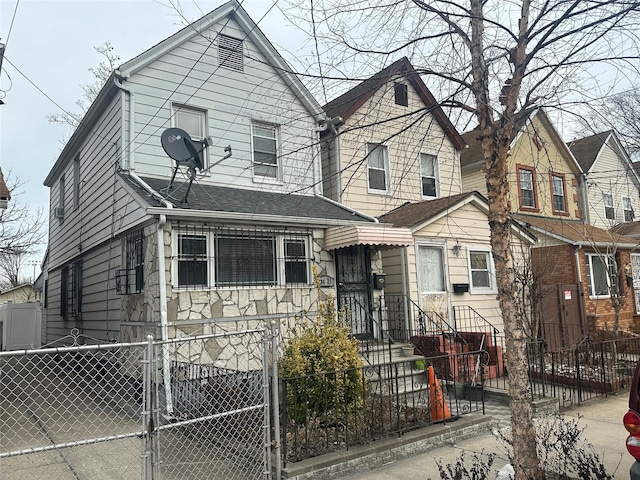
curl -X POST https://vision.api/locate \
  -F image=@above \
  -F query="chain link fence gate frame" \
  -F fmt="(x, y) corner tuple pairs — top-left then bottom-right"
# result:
(1, 324), (272, 480)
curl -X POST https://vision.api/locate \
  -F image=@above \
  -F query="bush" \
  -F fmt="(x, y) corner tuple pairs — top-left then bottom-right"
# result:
(279, 267), (364, 423)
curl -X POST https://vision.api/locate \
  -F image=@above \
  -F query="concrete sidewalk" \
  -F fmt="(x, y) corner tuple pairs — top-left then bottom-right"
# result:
(341, 394), (633, 479)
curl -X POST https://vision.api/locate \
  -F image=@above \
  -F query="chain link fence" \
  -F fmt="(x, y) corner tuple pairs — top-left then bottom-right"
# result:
(1, 324), (270, 480)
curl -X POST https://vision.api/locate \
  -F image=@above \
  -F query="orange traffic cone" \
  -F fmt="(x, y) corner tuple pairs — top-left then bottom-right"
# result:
(428, 366), (451, 421)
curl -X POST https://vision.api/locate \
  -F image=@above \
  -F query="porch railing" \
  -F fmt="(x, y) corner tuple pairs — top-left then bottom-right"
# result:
(347, 297), (395, 366)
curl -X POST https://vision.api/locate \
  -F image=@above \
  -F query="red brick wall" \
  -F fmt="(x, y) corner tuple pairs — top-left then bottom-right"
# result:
(532, 246), (635, 333)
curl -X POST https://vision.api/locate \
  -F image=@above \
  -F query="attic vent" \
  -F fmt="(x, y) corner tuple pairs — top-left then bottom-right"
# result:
(218, 34), (243, 72)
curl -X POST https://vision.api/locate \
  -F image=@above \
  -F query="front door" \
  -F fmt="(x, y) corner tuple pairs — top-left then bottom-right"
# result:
(416, 244), (449, 331)
(335, 246), (373, 339)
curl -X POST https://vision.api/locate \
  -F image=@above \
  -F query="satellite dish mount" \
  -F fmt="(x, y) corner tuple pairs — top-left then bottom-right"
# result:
(160, 128), (232, 203)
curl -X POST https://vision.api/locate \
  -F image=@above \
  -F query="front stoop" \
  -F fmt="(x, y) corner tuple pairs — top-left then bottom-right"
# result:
(280, 415), (493, 480)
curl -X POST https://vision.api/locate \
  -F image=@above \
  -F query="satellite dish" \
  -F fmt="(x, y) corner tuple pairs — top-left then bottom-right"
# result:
(161, 128), (200, 166)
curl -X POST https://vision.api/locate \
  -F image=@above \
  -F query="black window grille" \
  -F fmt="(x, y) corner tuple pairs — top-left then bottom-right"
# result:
(119, 229), (144, 294)
(174, 225), (311, 289)
(61, 261), (82, 319)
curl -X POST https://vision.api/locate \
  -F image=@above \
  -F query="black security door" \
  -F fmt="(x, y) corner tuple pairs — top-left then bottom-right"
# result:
(335, 245), (373, 339)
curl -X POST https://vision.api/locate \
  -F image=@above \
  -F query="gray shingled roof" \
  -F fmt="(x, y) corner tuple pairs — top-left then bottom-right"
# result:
(567, 131), (612, 172)
(120, 173), (374, 223)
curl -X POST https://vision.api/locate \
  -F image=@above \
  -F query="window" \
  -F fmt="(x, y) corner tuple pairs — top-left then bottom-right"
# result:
(117, 229), (144, 294)
(468, 250), (495, 292)
(551, 174), (567, 213)
(252, 123), (278, 179)
(174, 228), (310, 288)
(624, 196), (635, 222)
(586, 253), (615, 297)
(218, 34), (243, 71)
(420, 154), (439, 198)
(394, 83), (408, 107)
(178, 234), (208, 287)
(603, 193), (615, 220)
(367, 143), (390, 193)
(61, 260), (82, 319)
(517, 167), (536, 209)
(173, 104), (207, 169)
(284, 238), (309, 284)
(417, 246), (445, 292)
(73, 155), (80, 209)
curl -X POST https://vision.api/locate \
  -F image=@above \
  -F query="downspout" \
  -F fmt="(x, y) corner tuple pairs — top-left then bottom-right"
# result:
(115, 73), (173, 416)
(312, 119), (327, 196)
(579, 173), (590, 225)
(575, 245), (582, 283)
(114, 73), (135, 171)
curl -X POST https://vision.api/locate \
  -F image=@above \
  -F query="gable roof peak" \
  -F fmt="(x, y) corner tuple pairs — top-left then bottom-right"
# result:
(323, 57), (465, 150)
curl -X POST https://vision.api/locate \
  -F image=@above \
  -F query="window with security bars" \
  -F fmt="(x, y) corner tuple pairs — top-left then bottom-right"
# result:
(117, 229), (145, 294)
(218, 34), (243, 71)
(174, 226), (311, 289)
(61, 260), (82, 319)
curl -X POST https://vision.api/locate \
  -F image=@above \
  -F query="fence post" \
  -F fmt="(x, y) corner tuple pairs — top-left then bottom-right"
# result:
(270, 319), (282, 480)
(142, 335), (154, 480)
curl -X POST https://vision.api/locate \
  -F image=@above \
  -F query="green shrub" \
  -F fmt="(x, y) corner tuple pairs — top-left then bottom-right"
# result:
(279, 267), (364, 423)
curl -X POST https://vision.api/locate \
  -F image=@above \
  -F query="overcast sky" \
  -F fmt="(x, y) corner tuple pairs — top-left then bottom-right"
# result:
(0, 0), (312, 270)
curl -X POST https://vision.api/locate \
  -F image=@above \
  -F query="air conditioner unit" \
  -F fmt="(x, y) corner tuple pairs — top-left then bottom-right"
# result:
(54, 207), (65, 219)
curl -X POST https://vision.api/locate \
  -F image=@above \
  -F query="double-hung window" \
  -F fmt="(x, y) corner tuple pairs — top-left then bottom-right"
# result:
(420, 154), (439, 198)
(585, 253), (615, 297)
(367, 143), (390, 193)
(175, 229), (310, 288)
(468, 249), (496, 293)
(623, 196), (634, 222)
(173, 104), (208, 169)
(252, 122), (279, 180)
(551, 173), (567, 213)
(518, 167), (536, 209)
(603, 193), (615, 220)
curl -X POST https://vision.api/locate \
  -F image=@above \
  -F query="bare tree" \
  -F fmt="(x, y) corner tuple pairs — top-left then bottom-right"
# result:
(47, 41), (119, 128)
(0, 170), (47, 289)
(292, 1), (640, 477)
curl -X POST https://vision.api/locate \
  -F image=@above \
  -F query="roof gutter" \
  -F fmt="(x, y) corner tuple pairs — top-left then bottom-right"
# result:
(145, 205), (376, 226)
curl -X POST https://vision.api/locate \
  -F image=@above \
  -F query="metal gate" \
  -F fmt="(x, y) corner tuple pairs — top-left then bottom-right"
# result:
(0, 328), (270, 480)
(335, 245), (373, 339)
(539, 283), (587, 351)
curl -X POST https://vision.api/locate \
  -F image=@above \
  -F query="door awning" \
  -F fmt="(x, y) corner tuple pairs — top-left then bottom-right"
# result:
(325, 224), (414, 250)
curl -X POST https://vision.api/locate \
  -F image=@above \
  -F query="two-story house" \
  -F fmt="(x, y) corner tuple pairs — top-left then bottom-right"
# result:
(569, 130), (640, 229)
(462, 110), (637, 344)
(41, 1), (415, 351)
(320, 57), (535, 344)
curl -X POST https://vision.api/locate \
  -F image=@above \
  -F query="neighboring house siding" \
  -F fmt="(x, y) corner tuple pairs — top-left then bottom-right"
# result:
(126, 19), (317, 193)
(0, 285), (36, 304)
(582, 143), (640, 229)
(333, 82), (461, 217)
(508, 115), (580, 218)
(460, 166), (486, 194)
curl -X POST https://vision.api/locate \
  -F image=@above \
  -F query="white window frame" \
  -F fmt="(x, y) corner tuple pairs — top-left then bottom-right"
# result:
(585, 252), (615, 298)
(251, 122), (280, 182)
(603, 193), (615, 220)
(420, 153), (439, 199)
(415, 244), (446, 294)
(366, 143), (390, 194)
(171, 230), (310, 289)
(623, 196), (634, 222)
(551, 174), (566, 213)
(467, 248), (497, 294)
(518, 168), (536, 208)
(171, 104), (209, 170)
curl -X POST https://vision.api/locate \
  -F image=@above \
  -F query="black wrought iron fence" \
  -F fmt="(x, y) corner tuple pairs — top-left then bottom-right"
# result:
(279, 349), (485, 465)
(526, 334), (640, 408)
